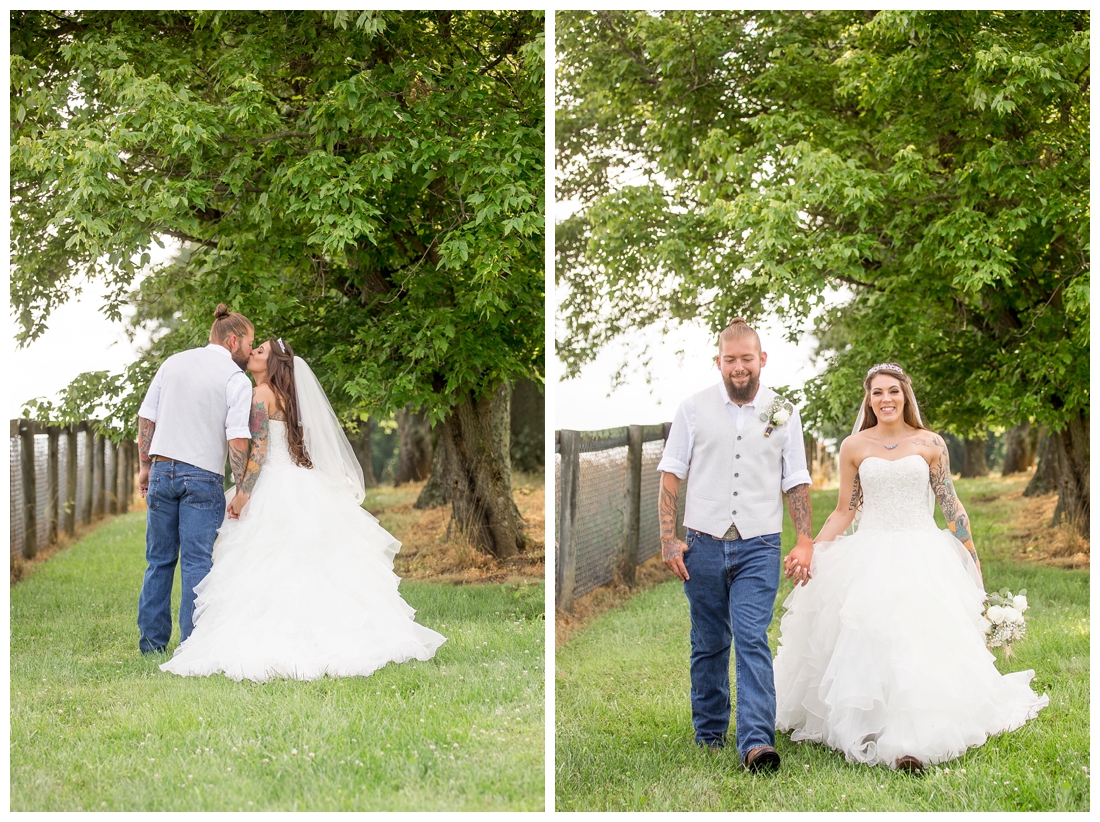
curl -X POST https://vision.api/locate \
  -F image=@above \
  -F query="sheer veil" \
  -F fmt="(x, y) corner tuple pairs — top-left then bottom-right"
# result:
(292, 356), (366, 505)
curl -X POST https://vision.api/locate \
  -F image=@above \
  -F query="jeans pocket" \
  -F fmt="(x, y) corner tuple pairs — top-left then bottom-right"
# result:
(183, 477), (223, 510)
(760, 534), (782, 550)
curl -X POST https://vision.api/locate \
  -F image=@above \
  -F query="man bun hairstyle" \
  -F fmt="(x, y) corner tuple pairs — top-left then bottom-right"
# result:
(718, 317), (762, 351)
(209, 303), (254, 344)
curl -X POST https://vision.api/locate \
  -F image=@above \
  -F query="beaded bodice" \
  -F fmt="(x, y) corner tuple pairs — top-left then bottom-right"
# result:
(856, 454), (937, 532)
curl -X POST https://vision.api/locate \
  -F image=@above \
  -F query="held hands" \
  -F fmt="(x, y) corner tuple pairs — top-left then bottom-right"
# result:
(784, 537), (814, 586)
(227, 491), (250, 520)
(662, 537), (690, 582)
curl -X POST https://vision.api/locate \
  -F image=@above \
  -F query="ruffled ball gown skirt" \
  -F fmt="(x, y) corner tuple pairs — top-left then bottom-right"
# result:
(161, 421), (445, 682)
(774, 454), (1047, 768)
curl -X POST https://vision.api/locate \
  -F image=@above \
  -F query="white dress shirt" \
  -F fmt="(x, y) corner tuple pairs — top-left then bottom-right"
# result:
(657, 381), (813, 492)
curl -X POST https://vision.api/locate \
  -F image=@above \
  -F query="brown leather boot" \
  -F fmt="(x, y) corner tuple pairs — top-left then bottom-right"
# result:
(743, 745), (781, 773)
(895, 755), (925, 774)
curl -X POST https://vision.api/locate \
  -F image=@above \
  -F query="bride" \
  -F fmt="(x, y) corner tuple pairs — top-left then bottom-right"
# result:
(161, 338), (445, 682)
(773, 363), (1047, 771)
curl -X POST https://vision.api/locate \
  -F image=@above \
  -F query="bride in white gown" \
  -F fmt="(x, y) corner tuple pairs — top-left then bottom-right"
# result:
(161, 338), (445, 682)
(774, 363), (1046, 771)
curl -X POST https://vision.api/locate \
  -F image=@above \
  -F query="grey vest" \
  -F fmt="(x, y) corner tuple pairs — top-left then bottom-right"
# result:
(148, 347), (245, 475)
(683, 384), (785, 539)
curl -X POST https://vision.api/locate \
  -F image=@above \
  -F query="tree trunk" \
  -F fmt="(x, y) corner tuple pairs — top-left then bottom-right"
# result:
(1050, 409), (1089, 535)
(394, 406), (432, 485)
(961, 436), (988, 478)
(1024, 429), (1058, 497)
(420, 384), (525, 558)
(346, 419), (378, 488)
(1001, 421), (1034, 476)
(414, 427), (449, 508)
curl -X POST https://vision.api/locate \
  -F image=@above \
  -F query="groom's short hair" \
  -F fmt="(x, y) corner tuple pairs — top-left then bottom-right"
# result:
(209, 303), (253, 344)
(718, 318), (761, 351)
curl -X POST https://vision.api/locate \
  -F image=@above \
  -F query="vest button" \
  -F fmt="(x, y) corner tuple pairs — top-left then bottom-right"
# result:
(734, 473), (739, 477)
(733, 510), (738, 516)
(733, 491), (738, 496)
(737, 435), (742, 440)
(735, 454), (740, 459)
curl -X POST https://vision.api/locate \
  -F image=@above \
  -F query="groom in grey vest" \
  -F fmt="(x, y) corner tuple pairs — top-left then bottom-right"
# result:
(135, 305), (255, 653)
(657, 318), (815, 772)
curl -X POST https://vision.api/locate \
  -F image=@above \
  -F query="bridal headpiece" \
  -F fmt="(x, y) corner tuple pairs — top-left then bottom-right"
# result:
(277, 338), (287, 354)
(867, 362), (905, 377)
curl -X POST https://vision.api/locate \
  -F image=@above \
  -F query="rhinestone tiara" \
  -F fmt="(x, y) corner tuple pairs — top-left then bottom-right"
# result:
(277, 338), (287, 353)
(867, 362), (904, 376)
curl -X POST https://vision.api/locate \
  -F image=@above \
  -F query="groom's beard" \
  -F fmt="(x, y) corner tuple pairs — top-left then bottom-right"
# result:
(231, 343), (250, 371)
(724, 371), (759, 404)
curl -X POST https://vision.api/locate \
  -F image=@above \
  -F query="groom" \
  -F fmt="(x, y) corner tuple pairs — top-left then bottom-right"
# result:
(135, 304), (255, 654)
(657, 318), (814, 772)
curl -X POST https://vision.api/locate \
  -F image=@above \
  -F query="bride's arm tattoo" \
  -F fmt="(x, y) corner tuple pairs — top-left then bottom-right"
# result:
(848, 472), (861, 511)
(239, 399), (269, 495)
(928, 433), (978, 564)
(786, 484), (813, 539)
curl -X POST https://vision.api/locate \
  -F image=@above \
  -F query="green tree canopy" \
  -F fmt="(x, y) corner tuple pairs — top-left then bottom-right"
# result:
(557, 10), (1088, 528)
(12, 10), (545, 556)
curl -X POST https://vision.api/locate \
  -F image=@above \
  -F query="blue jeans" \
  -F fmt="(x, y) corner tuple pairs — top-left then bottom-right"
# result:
(137, 460), (225, 652)
(682, 528), (782, 760)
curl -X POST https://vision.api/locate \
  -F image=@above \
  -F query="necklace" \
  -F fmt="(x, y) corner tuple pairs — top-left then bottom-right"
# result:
(883, 441), (900, 450)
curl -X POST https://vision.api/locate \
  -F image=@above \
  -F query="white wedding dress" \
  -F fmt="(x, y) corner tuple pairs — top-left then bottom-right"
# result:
(161, 419), (445, 682)
(774, 454), (1047, 768)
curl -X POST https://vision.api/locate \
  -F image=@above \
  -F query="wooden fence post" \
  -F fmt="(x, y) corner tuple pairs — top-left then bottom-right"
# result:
(117, 441), (129, 514)
(556, 429), (580, 613)
(46, 425), (60, 545)
(80, 424), (94, 524)
(63, 426), (77, 536)
(18, 420), (38, 560)
(105, 439), (118, 515)
(92, 432), (105, 519)
(619, 424), (642, 587)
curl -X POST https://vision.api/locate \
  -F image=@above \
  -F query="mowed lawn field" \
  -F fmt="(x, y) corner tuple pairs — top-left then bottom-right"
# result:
(10, 512), (545, 812)
(555, 478), (1089, 812)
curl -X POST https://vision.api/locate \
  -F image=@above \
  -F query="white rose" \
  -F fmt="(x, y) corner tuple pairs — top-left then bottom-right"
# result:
(1002, 606), (1024, 624)
(1012, 595), (1028, 613)
(985, 605), (1005, 624)
(773, 408), (791, 425)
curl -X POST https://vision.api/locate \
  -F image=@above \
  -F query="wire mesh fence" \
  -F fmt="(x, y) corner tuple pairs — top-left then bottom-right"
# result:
(10, 421), (136, 563)
(555, 424), (687, 611)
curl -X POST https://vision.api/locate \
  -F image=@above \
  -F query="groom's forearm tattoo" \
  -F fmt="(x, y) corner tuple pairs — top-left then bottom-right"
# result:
(239, 400), (269, 495)
(229, 440), (249, 489)
(138, 417), (155, 467)
(786, 484), (813, 539)
(658, 474), (683, 561)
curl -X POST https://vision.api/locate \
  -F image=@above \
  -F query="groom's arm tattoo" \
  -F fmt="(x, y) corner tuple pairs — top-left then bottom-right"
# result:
(229, 439), (249, 489)
(138, 417), (155, 467)
(786, 484), (813, 539)
(658, 473), (683, 560)
(239, 400), (270, 495)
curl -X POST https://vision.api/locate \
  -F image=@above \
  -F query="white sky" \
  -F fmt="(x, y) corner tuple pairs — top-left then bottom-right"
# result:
(552, 315), (823, 432)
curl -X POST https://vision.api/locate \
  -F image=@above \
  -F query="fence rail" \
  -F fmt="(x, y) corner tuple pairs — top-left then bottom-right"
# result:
(9, 420), (138, 563)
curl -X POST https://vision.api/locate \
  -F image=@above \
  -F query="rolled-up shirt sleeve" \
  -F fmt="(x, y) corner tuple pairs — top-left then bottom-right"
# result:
(780, 407), (813, 492)
(137, 367), (164, 422)
(656, 398), (695, 479)
(225, 372), (253, 440)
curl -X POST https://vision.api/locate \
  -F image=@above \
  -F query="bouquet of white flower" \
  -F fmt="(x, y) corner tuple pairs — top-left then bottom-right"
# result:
(981, 588), (1028, 649)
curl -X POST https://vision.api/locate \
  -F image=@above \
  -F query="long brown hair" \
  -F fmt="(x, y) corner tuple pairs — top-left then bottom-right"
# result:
(858, 363), (927, 432)
(264, 338), (313, 469)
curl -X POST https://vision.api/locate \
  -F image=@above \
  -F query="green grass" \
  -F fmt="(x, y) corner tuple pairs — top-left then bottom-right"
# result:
(556, 480), (1089, 811)
(11, 513), (545, 811)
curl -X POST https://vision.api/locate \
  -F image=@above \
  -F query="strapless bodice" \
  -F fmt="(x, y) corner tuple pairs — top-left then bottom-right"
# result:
(857, 454), (937, 532)
(264, 420), (296, 469)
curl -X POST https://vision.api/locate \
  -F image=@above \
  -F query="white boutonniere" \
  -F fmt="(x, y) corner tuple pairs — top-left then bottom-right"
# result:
(761, 397), (794, 438)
